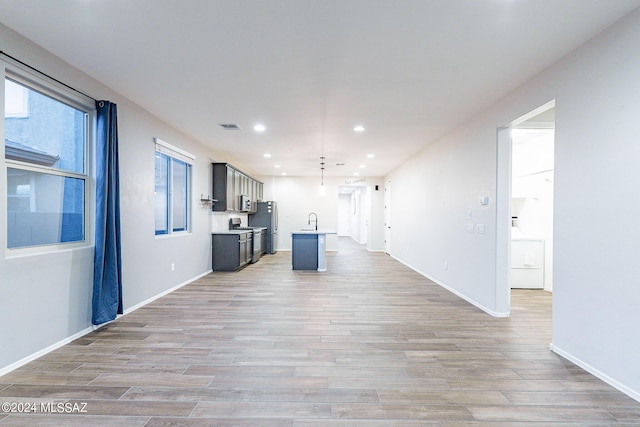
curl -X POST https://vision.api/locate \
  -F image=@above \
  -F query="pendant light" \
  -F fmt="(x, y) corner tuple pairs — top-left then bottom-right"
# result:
(319, 102), (327, 195)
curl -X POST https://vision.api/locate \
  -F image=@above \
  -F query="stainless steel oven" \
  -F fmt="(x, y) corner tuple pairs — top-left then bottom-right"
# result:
(251, 228), (263, 262)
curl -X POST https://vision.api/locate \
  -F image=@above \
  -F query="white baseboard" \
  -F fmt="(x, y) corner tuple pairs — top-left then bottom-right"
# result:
(0, 269), (212, 377)
(122, 269), (212, 315)
(390, 255), (509, 318)
(550, 344), (640, 403)
(0, 325), (98, 377)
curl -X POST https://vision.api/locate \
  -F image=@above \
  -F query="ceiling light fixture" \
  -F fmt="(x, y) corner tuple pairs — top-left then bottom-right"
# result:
(254, 124), (266, 132)
(359, 164), (366, 169)
(354, 125), (365, 132)
(367, 153), (375, 158)
(320, 155), (326, 186)
(263, 153), (271, 158)
(274, 164), (281, 168)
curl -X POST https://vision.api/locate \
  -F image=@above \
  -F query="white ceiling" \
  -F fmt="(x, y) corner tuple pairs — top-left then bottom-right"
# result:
(1, 0), (639, 178)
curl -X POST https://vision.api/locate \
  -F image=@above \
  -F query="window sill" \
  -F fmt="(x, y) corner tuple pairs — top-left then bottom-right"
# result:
(5, 242), (93, 260)
(155, 231), (192, 240)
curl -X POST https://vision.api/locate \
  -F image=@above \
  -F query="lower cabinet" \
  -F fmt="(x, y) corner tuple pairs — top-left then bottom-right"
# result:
(510, 239), (544, 289)
(212, 231), (253, 271)
(292, 233), (318, 270)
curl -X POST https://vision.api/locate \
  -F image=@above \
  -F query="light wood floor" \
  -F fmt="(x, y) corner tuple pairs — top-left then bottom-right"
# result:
(1, 237), (639, 426)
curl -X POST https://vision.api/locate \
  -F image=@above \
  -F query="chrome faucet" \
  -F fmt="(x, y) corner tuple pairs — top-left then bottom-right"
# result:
(308, 212), (318, 231)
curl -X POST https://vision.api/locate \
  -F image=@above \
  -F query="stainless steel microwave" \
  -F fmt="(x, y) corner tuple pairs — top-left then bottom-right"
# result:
(239, 194), (251, 212)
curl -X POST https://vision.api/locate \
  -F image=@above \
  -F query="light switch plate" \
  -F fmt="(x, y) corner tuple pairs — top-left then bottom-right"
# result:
(476, 223), (485, 233)
(467, 223), (475, 232)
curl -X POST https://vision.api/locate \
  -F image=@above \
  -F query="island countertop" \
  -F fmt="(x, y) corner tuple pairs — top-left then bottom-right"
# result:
(291, 229), (337, 235)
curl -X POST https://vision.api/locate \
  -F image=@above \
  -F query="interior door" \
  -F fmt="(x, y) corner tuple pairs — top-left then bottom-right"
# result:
(384, 180), (391, 254)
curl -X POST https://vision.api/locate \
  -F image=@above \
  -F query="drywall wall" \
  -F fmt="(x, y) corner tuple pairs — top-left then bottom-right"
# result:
(338, 193), (350, 236)
(386, 8), (640, 399)
(0, 23), (247, 373)
(261, 175), (385, 252)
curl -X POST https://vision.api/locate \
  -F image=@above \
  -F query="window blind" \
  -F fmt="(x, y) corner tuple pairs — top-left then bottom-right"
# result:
(154, 137), (195, 164)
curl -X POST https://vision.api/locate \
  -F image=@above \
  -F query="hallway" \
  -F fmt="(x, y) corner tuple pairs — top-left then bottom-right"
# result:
(1, 238), (638, 425)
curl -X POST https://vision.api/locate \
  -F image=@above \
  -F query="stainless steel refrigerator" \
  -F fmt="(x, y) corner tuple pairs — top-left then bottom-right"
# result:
(248, 201), (278, 254)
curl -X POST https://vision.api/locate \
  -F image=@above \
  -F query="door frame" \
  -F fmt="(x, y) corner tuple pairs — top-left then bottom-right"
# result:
(384, 180), (392, 254)
(496, 99), (555, 315)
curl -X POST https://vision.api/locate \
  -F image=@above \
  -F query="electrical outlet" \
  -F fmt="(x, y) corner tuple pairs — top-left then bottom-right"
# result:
(171, 263), (175, 272)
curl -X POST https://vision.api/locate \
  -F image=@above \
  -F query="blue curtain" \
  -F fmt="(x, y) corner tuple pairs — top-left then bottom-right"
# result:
(92, 100), (123, 325)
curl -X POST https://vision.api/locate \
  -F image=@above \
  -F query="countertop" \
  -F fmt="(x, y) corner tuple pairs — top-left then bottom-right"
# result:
(212, 230), (253, 235)
(291, 229), (337, 235)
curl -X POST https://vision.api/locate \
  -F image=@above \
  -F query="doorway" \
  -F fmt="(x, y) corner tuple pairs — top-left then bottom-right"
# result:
(496, 100), (555, 315)
(511, 125), (555, 291)
(384, 180), (391, 254)
(337, 184), (370, 245)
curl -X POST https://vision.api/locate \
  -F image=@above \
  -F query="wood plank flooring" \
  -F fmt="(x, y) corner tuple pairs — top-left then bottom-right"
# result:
(1, 237), (639, 425)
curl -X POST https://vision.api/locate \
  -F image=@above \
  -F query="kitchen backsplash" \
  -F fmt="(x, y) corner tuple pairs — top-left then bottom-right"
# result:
(212, 212), (248, 232)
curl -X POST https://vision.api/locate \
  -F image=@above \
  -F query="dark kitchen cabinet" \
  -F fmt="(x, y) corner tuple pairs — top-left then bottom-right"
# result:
(212, 231), (253, 271)
(212, 163), (264, 213)
(292, 233), (318, 270)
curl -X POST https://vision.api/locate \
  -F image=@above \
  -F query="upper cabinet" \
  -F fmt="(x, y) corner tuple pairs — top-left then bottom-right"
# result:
(212, 163), (263, 213)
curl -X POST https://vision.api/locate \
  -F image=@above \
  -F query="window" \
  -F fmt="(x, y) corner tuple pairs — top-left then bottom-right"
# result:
(154, 138), (193, 236)
(4, 76), (90, 249)
(5, 79), (28, 118)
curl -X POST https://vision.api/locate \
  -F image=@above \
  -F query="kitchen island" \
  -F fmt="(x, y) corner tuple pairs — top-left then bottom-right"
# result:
(291, 230), (337, 271)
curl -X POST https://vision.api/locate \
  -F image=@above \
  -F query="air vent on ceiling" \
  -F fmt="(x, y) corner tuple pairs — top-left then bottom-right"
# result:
(219, 123), (241, 130)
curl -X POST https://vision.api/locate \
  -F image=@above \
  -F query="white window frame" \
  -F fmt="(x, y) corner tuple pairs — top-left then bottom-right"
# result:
(4, 79), (29, 118)
(154, 137), (194, 237)
(2, 59), (95, 256)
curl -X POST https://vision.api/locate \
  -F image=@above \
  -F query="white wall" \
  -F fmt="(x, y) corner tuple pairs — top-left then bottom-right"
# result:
(386, 8), (640, 399)
(337, 193), (350, 236)
(349, 190), (362, 243)
(0, 24), (251, 373)
(262, 176), (385, 252)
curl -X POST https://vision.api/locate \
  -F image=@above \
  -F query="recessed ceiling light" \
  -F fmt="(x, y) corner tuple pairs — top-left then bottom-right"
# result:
(367, 153), (375, 158)
(254, 124), (266, 132)
(354, 125), (365, 132)
(274, 164), (281, 168)
(359, 164), (366, 169)
(263, 153), (271, 158)
(281, 172), (287, 176)
(353, 172), (359, 176)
